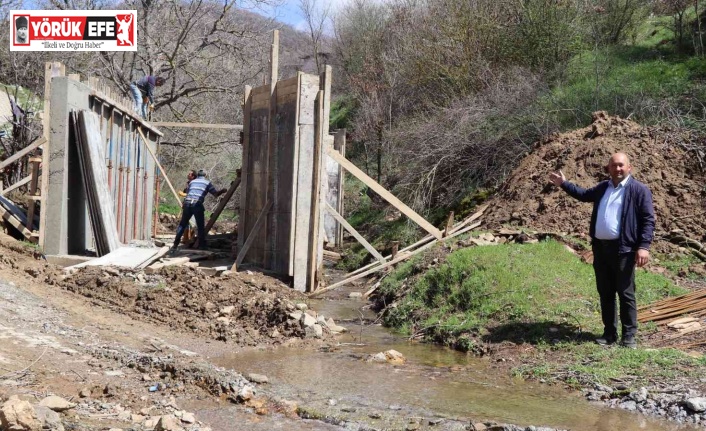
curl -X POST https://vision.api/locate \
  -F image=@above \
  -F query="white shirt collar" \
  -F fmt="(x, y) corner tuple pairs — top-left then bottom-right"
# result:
(610, 174), (631, 189)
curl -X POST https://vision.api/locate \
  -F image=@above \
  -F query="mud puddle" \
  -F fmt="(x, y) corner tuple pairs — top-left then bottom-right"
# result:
(209, 295), (697, 431)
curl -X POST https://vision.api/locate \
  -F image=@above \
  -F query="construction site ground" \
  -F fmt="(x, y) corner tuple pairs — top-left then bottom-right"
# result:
(1, 112), (706, 430)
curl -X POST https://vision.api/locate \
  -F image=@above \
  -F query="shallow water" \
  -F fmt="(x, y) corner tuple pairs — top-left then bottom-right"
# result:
(209, 296), (697, 431)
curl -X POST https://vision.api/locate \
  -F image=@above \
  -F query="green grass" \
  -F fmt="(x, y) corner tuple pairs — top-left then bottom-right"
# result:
(159, 202), (182, 216)
(380, 240), (685, 349)
(541, 45), (706, 129)
(515, 342), (706, 386)
(378, 239), (706, 384)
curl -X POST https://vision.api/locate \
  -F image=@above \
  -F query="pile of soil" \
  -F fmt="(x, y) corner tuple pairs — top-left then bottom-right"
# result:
(56, 266), (308, 346)
(483, 111), (706, 252)
(0, 235), (329, 348)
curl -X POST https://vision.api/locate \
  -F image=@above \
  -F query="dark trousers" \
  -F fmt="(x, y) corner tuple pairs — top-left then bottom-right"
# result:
(592, 240), (637, 339)
(173, 202), (205, 248)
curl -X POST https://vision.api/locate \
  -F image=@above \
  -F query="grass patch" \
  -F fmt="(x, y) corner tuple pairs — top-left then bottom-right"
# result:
(379, 240), (685, 349)
(515, 342), (706, 386)
(159, 202), (182, 216)
(378, 239), (706, 384)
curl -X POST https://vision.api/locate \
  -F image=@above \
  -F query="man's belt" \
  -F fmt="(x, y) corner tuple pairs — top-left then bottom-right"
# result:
(184, 198), (200, 205)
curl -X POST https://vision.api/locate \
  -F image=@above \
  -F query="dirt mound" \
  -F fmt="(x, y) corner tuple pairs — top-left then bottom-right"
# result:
(56, 266), (316, 346)
(483, 111), (706, 250)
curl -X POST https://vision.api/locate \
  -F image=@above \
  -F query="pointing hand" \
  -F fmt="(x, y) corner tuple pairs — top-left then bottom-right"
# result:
(549, 170), (566, 187)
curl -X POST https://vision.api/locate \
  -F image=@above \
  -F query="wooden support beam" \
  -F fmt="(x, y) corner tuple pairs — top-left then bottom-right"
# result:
(263, 29), (279, 269)
(309, 221), (481, 297)
(0, 176), (31, 196)
(136, 127), (181, 208)
(232, 200), (273, 270)
(194, 172), (241, 248)
(326, 147), (442, 240)
(237, 86), (252, 253)
(151, 122), (243, 130)
(346, 204), (488, 278)
(0, 137), (46, 171)
(0, 204), (36, 242)
(91, 92), (164, 137)
(25, 158), (41, 230)
(325, 202), (384, 263)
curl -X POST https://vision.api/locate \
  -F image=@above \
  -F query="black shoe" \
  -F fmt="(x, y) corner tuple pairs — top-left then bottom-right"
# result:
(620, 336), (637, 349)
(168, 247), (178, 257)
(596, 334), (617, 345)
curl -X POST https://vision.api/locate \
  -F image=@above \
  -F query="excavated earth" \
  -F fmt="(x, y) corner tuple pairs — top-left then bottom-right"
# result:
(483, 111), (706, 256)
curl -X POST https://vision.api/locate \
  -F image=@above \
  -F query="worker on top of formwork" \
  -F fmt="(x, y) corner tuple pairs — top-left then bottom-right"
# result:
(130, 75), (164, 120)
(170, 169), (226, 255)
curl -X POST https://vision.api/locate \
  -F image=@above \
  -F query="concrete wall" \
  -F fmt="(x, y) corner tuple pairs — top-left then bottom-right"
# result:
(44, 77), (158, 256)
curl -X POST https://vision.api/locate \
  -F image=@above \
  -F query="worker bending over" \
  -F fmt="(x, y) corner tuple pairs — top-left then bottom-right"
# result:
(170, 170), (226, 255)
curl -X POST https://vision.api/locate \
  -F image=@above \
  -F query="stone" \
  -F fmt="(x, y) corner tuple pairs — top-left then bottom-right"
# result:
(238, 385), (255, 401)
(471, 424), (487, 431)
(34, 406), (63, 431)
(620, 400), (637, 411)
(104, 370), (124, 377)
(131, 414), (146, 423)
(140, 407), (155, 415)
(349, 292), (363, 298)
(313, 324), (323, 338)
(368, 350), (406, 364)
(216, 317), (231, 325)
(155, 415), (182, 431)
(39, 396), (76, 412)
(686, 397), (706, 412)
(0, 397), (42, 431)
(219, 306), (235, 316)
(143, 417), (160, 429)
(301, 313), (317, 328)
(247, 373), (269, 384)
(288, 311), (303, 321)
(79, 388), (91, 398)
(180, 412), (195, 424)
(630, 387), (648, 403)
(295, 303), (308, 311)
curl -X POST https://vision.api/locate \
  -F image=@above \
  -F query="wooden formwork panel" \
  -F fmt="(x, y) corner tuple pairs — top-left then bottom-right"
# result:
(238, 71), (326, 292)
(241, 108), (270, 266)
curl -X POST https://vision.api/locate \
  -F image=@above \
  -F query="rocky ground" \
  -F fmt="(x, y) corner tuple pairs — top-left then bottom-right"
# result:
(0, 233), (572, 431)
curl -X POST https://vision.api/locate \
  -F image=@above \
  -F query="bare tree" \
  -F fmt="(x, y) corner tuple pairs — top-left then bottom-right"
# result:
(298, 0), (330, 74)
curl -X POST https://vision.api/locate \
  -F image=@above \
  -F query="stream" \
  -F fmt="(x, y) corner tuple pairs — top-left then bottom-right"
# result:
(201, 290), (696, 431)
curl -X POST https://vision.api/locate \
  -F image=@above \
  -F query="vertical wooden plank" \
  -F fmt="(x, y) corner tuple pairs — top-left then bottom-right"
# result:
(38, 61), (65, 250)
(153, 137), (161, 239)
(237, 86), (252, 253)
(288, 73), (302, 276)
(264, 30), (279, 269)
(334, 129), (346, 247)
(292, 74), (320, 291)
(25, 157), (41, 230)
(307, 90), (325, 292)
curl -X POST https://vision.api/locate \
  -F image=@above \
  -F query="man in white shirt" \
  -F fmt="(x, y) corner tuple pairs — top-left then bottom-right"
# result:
(549, 153), (655, 349)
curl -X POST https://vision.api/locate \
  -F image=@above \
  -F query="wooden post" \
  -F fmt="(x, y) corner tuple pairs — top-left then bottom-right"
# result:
(38, 61), (64, 249)
(444, 211), (454, 237)
(25, 157), (41, 231)
(307, 90), (325, 292)
(237, 86), (253, 252)
(264, 29), (279, 268)
(152, 138), (161, 239)
(391, 241), (399, 260)
(136, 127), (181, 207)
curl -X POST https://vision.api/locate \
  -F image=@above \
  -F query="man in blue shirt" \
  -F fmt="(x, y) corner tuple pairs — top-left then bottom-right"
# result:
(549, 153), (655, 349)
(170, 170), (226, 255)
